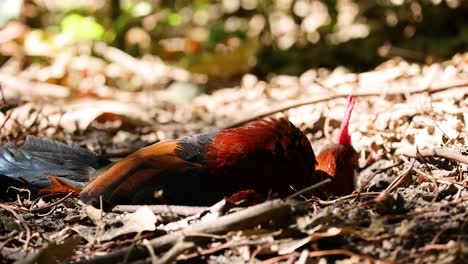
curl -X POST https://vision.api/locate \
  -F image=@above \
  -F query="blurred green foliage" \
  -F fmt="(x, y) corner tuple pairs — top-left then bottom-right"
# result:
(3, 0), (468, 78)
(61, 14), (104, 40)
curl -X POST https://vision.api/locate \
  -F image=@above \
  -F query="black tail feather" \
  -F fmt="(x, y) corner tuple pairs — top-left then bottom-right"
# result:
(0, 136), (110, 189)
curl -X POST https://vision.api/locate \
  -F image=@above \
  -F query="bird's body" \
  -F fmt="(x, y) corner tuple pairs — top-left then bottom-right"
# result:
(0, 96), (357, 206)
(0, 118), (316, 206)
(80, 118), (315, 205)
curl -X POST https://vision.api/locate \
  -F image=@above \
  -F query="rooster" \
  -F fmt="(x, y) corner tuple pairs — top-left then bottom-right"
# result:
(0, 97), (357, 206)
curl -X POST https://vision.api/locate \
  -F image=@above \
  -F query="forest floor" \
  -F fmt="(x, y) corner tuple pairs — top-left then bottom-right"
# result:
(0, 46), (467, 263)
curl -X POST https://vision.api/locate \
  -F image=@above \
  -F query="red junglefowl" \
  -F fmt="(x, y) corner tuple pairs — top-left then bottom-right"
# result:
(0, 96), (357, 206)
(0, 119), (315, 206)
(315, 96), (358, 196)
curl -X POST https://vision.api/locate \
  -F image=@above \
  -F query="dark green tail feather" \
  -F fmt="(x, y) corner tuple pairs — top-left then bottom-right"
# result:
(0, 136), (110, 189)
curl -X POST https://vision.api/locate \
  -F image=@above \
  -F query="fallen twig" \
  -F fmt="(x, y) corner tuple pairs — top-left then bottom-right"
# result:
(29, 192), (74, 213)
(0, 236), (17, 253)
(257, 249), (380, 264)
(178, 239), (236, 261)
(11, 192), (75, 214)
(0, 203), (31, 250)
(385, 158), (416, 194)
(74, 199), (303, 264)
(163, 199), (229, 232)
(0, 83), (6, 104)
(0, 108), (13, 132)
(308, 192), (381, 206)
(356, 161), (402, 196)
(112, 204), (209, 216)
(6, 186), (31, 206)
(224, 82), (468, 129)
(158, 240), (195, 264)
(395, 146), (468, 165)
(411, 167), (440, 203)
(343, 159), (415, 212)
(287, 178), (331, 200)
(415, 229), (446, 264)
(0, 73), (70, 98)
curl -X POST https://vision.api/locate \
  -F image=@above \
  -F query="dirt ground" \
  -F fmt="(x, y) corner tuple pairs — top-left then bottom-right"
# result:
(0, 50), (467, 263)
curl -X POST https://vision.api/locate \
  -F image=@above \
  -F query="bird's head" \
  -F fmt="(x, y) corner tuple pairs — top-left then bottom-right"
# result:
(315, 95), (358, 196)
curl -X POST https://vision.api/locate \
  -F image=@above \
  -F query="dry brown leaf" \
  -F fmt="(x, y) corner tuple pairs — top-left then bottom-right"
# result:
(99, 206), (157, 241)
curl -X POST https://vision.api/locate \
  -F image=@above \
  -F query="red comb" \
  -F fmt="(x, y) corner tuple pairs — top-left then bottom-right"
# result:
(337, 95), (355, 145)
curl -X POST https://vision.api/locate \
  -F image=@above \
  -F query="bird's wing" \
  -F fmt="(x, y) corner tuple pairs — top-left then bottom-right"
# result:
(79, 132), (217, 206)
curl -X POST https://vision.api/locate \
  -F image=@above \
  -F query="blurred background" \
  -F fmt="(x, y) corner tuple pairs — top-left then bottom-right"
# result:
(1, 0), (467, 86)
(0, 0), (467, 150)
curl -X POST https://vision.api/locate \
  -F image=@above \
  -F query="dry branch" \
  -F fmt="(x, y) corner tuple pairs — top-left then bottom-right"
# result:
(224, 82), (468, 129)
(385, 158), (416, 194)
(0, 203), (31, 250)
(112, 204), (209, 216)
(0, 73), (70, 98)
(287, 178), (331, 200)
(74, 199), (303, 264)
(257, 249), (380, 264)
(395, 147), (468, 165)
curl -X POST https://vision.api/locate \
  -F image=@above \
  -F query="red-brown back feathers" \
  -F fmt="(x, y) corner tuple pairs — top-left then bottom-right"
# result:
(204, 118), (316, 196)
(315, 96), (358, 196)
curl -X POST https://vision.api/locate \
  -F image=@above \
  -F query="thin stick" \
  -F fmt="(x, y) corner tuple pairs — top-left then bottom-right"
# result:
(0, 203), (31, 250)
(343, 159), (415, 211)
(412, 167), (440, 203)
(28, 192), (74, 213)
(395, 147), (468, 165)
(308, 192), (381, 206)
(257, 249), (380, 264)
(0, 73), (70, 98)
(158, 240), (195, 264)
(0, 109), (13, 131)
(385, 158), (416, 194)
(286, 178), (331, 200)
(223, 82), (468, 129)
(355, 161), (402, 200)
(0, 84), (6, 104)
(113, 204), (209, 216)
(416, 229), (445, 264)
(178, 240), (236, 260)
